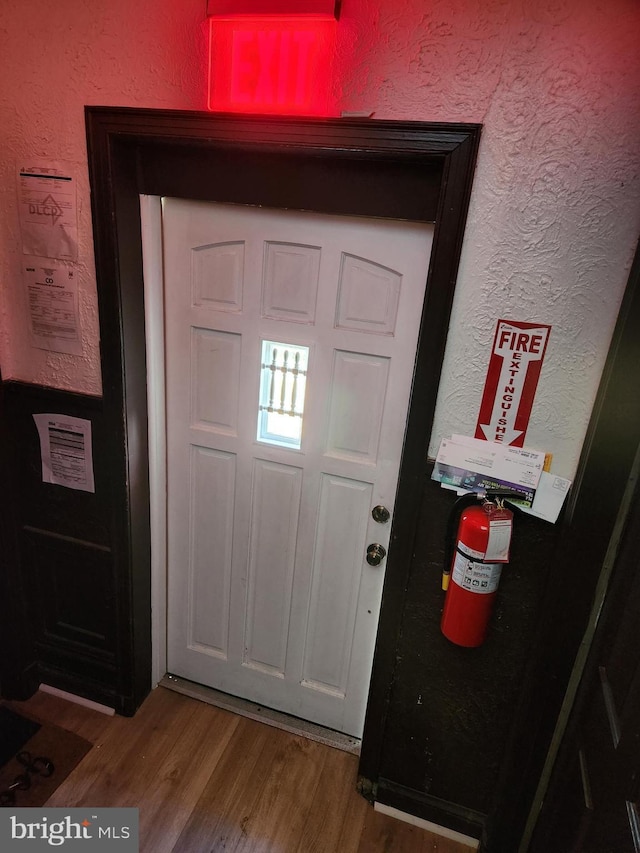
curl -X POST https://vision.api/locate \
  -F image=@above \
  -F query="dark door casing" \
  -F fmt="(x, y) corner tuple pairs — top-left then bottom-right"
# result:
(80, 109), (480, 719)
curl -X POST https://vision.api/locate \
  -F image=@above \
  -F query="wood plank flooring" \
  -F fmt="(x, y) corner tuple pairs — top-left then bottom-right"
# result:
(6, 687), (476, 853)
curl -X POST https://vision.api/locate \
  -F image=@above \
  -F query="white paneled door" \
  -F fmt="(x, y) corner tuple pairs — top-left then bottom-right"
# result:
(163, 199), (433, 737)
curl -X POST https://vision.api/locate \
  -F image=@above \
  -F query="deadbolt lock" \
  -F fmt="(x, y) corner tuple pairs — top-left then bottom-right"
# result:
(366, 543), (387, 566)
(371, 505), (390, 524)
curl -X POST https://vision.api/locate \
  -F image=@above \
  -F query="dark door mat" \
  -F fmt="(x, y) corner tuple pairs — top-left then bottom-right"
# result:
(0, 706), (41, 767)
(0, 710), (92, 808)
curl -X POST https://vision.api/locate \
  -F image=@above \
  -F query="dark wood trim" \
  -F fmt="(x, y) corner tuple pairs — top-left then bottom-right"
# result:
(136, 142), (443, 221)
(85, 105), (480, 744)
(528, 449), (640, 852)
(22, 526), (112, 553)
(0, 375), (39, 699)
(358, 126), (481, 790)
(485, 238), (640, 851)
(377, 777), (485, 842)
(207, 0), (340, 18)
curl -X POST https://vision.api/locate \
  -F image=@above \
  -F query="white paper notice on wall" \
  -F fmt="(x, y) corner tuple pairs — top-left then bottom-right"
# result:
(33, 414), (95, 493)
(17, 161), (78, 261)
(23, 262), (82, 355)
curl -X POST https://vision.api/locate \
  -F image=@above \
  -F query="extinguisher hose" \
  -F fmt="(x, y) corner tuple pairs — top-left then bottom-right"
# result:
(442, 489), (524, 591)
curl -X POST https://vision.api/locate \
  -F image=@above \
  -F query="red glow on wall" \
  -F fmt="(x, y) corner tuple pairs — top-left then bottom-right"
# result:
(208, 17), (335, 115)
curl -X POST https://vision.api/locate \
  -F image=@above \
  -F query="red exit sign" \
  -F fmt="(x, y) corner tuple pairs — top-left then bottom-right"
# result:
(208, 17), (336, 114)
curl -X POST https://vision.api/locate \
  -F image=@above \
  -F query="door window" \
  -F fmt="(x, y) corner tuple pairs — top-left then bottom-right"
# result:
(257, 339), (309, 449)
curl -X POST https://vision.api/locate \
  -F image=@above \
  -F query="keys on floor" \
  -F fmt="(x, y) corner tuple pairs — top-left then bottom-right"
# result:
(0, 751), (55, 806)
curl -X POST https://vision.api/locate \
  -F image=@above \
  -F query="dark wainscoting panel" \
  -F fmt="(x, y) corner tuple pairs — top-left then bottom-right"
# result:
(22, 528), (117, 699)
(1, 381), (134, 712)
(367, 466), (559, 845)
(0, 376), (38, 699)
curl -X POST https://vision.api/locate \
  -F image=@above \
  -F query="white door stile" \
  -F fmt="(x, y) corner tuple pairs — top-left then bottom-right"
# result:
(140, 194), (168, 688)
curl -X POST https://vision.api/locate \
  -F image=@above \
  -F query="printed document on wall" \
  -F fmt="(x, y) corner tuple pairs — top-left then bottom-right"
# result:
(17, 161), (78, 261)
(23, 262), (82, 355)
(33, 414), (95, 493)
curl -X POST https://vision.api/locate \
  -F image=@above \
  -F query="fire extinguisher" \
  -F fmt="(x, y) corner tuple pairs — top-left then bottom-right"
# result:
(441, 492), (515, 648)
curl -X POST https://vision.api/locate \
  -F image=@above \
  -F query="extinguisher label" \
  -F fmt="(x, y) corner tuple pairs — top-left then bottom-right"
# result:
(452, 553), (503, 594)
(457, 541), (485, 561)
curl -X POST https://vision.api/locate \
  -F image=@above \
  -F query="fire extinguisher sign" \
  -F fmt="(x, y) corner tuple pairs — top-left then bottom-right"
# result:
(475, 319), (551, 447)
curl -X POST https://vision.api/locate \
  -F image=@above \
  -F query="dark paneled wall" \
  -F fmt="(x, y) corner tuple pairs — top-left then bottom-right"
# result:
(383, 479), (554, 797)
(0, 377), (38, 699)
(0, 382), (123, 709)
(367, 472), (557, 842)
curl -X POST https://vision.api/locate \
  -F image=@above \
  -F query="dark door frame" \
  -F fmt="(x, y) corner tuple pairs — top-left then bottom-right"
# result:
(523, 237), (640, 852)
(84, 109), (481, 750)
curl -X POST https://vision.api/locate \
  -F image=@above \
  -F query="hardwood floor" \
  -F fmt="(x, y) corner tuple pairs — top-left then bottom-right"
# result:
(7, 687), (476, 853)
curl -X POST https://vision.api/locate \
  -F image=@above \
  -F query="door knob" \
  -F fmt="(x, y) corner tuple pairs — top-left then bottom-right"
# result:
(372, 505), (390, 524)
(366, 543), (387, 566)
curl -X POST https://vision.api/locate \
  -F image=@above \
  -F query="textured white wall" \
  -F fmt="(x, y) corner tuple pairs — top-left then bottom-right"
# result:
(1, 0), (638, 478)
(332, 0), (640, 478)
(0, 0), (208, 395)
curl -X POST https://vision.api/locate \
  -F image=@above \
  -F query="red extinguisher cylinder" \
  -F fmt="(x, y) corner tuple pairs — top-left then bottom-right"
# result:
(441, 573), (496, 647)
(441, 504), (512, 648)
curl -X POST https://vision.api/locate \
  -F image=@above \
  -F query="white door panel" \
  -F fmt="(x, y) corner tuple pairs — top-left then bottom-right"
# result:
(164, 199), (433, 736)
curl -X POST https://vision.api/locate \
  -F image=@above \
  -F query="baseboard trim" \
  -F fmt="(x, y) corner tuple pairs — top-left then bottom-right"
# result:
(374, 801), (480, 849)
(376, 777), (485, 845)
(40, 684), (115, 716)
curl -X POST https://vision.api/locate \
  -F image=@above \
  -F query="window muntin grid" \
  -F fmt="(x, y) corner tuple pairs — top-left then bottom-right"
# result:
(257, 340), (309, 449)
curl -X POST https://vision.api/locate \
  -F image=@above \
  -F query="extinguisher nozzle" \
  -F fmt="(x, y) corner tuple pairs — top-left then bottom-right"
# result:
(442, 572), (450, 592)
